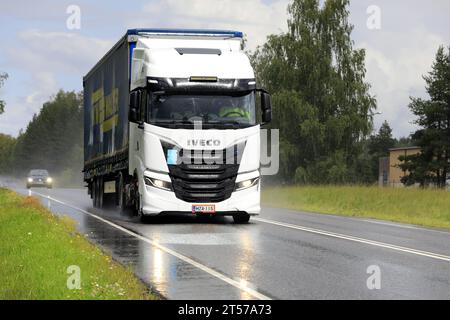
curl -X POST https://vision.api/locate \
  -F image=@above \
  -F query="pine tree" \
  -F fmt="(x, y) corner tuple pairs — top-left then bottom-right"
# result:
(368, 121), (395, 181)
(399, 46), (450, 188)
(369, 121), (395, 154)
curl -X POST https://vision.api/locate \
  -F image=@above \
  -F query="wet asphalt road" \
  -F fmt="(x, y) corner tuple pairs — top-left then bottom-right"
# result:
(9, 186), (450, 300)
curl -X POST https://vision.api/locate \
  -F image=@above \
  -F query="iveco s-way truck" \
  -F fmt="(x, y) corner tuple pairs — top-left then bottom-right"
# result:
(83, 29), (272, 223)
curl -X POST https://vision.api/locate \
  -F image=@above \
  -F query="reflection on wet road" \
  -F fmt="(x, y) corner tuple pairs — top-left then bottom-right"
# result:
(12, 187), (450, 299)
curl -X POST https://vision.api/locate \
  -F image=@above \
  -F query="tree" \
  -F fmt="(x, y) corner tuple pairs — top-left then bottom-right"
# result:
(0, 72), (8, 114)
(369, 121), (396, 155)
(12, 90), (83, 175)
(399, 46), (450, 188)
(0, 133), (16, 173)
(395, 136), (417, 148)
(252, 0), (376, 184)
(367, 120), (396, 181)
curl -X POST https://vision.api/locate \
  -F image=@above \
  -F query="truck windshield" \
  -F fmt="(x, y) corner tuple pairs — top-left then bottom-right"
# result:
(148, 92), (256, 128)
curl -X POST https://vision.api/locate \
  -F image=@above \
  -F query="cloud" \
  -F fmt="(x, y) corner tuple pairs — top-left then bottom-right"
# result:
(25, 72), (58, 104)
(8, 29), (113, 75)
(358, 27), (445, 137)
(0, 0), (68, 21)
(0, 30), (114, 136)
(0, 71), (58, 137)
(130, 0), (289, 51)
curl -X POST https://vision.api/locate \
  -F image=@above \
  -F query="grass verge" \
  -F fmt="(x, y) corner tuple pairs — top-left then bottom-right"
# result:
(0, 188), (157, 300)
(262, 185), (450, 230)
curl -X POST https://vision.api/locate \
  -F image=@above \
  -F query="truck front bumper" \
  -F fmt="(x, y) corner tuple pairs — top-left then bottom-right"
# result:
(140, 182), (260, 217)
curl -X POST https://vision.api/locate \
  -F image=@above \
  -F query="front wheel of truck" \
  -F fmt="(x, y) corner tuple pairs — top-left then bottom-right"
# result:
(233, 213), (250, 224)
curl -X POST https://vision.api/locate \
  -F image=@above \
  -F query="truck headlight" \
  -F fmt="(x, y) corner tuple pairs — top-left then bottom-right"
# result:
(235, 177), (259, 191)
(46, 177), (52, 183)
(27, 177), (33, 183)
(144, 176), (172, 191)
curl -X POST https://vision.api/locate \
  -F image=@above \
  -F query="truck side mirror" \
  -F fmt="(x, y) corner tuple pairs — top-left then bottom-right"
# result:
(129, 91), (140, 122)
(260, 91), (272, 124)
(262, 108), (272, 123)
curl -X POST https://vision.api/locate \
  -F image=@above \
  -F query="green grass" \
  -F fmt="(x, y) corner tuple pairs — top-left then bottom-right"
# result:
(0, 188), (158, 300)
(262, 185), (450, 230)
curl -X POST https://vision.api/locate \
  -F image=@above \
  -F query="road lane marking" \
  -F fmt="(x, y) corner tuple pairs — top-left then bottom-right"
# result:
(264, 206), (450, 235)
(253, 217), (450, 263)
(360, 219), (450, 235)
(31, 191), (271, 300)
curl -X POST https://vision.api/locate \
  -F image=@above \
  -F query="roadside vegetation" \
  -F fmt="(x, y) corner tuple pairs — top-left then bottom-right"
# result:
(0, 188), (157, 300)
(0, 90), (83, 185)
(262, 186), (450, 230)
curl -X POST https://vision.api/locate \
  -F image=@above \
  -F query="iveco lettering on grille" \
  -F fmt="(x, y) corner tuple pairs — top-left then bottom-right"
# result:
(187, 139), (221, 147)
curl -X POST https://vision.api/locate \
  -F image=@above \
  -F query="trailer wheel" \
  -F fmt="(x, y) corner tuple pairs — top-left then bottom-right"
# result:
(97, 177), (104, 209)
(93, 177), (104, 208)
(92, 179), (97, 208)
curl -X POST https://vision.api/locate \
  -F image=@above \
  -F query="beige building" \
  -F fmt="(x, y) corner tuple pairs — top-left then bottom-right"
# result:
(379, 146), (421, 187)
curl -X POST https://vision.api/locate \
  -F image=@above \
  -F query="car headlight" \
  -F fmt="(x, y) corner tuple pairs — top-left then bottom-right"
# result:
(46, 177), (52, 183)
(27, 177), (33, 183)
(235, 177), (259, 191)
(144, 176), (172, 191)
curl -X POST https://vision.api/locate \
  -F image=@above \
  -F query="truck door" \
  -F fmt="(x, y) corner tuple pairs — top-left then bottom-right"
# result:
(128, 89), (146, 180)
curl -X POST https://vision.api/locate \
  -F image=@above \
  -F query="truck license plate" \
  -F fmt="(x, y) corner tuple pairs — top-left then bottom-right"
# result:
(192, 204), (215, 214)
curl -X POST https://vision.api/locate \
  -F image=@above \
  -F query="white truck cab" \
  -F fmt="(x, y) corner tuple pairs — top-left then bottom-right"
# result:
(84, 29), (272, 223)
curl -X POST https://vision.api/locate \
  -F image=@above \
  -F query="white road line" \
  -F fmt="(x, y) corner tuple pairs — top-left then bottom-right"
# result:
(266, 206), (450, 235)
(253, 217), (450, 263)
(31, 191), (271, 300)
(360, 219), (450, 235)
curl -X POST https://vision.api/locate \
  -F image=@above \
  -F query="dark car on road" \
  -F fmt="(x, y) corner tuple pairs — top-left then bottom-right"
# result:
(26, 169), (53, 189)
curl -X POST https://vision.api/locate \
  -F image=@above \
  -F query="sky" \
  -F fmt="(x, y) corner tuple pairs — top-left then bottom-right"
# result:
(0, 0), (449, 138)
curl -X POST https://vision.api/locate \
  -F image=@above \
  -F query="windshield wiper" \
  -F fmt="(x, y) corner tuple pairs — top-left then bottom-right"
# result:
(152, 119), (251, 128)
(153, 119), (194, 124)
(205, 120), (249, 128)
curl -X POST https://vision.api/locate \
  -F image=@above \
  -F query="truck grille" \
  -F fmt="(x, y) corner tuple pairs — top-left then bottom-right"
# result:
(163, 143), (245, 203)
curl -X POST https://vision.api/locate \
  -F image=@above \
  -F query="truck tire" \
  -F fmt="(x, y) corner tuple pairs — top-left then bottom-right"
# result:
(92, 179), (97, 208)
(93, 177), (104, 208)
(140, 214), (149, 223)
(131, 174), (141, 217)
(98, 177), (104, 209)
(134, 190), (141, 216)
(233, 213), (250, 224)
(117, 172), (127, 212)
